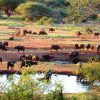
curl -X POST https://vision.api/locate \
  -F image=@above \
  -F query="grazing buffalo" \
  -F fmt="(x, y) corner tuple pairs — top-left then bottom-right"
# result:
(7, 60), (16, 70)
(94, 32), (100, 38)
(49, 28), (55, 33)
(51, 45), (61, 52)
(69, 51), (80, 63)
(23, 30), (32, 35)
(0, 57), (2, 64)
(86, 44), (91, 50)
(33, 32), (38, 35)
(74, 44), (80, 50)
(39, 31), (47, 35)
(20, 60), (38, 68)
(14, 46), (25, 53)
(42, 54), (53, 62)
(77, 31), (82, 37)
(80, 44), (85, 50)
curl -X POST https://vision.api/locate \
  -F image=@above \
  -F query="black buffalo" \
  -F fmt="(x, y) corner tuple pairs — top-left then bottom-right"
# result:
(74, 44), (80, 50)
(86, 44), (91, 50)
(20, 60), (38, 68)
(23, 30), (32, 35)
(80, 44), (85, 50)
(51, 45), (61, 52)
(7, 60), (16, 70)
(69, 51), (80, 63)
(14, 46), (25, 53)
(0, 42), (7, 51)
(3, 41), (8, 46)
(19, 55), (40, 61)
(42, 54), (53, 62)
(33, 32), (38, 35)
(49, 28), (55, 33)
(39, 31), (47, 35)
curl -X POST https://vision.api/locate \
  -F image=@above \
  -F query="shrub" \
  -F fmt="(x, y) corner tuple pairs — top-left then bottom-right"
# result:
(37, 16), (55, 25)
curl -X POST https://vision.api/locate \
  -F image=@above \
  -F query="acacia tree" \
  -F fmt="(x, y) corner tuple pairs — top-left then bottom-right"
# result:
(0, 0), (25, 17)
(16, 2), (53, 21)
(67, 0), (100, 23)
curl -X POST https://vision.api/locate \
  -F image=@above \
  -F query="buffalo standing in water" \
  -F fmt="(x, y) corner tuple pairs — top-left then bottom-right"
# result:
(42, 54), (53, 62)
(69, 51), (80, 63)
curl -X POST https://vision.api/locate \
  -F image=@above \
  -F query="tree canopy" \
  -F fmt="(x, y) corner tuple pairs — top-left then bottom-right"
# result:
(0, 0), (25, 17)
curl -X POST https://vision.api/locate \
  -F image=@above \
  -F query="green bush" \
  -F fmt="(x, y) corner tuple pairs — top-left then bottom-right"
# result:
(37, 16), (55, 25)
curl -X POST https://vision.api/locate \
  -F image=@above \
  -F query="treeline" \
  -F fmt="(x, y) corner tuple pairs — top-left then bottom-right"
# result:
(0, 0), (100, 23)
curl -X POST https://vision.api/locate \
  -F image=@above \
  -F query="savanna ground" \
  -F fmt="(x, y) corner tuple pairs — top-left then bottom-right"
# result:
(0, 15), (100, 75)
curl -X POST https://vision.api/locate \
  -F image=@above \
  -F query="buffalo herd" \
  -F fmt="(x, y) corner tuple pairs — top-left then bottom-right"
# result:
(15, 28), (54, 36)
(77, 28), (100, 38)
(0, 27), (100, 70)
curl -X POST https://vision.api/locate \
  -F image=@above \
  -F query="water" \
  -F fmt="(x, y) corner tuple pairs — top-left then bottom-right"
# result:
(0, 74), (90, 93)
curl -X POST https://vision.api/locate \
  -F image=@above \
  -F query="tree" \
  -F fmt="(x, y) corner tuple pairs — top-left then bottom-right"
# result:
(0, 0), (25, 17)
(16, 2), (53, 21)
(67, 0), (100, 23)
(79, 62), (100, 82)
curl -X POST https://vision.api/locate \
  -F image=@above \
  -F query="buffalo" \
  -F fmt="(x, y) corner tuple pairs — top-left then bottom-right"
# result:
(69, 51), (80, 63)
(33, 32), (38, 35)
(49, 28), (55, 33)
(19, 55), (40, 61)
(3, 41), (8, 46)
(7, 60), (16, 70)
(86, 44), (91, 50)
(0, 42), (7, 51)
(39, 31), (47, 35)
(80, 44), (85, 50)
(74, 44), (80, 50)
(14, 46), (25, 53)
(42, 54), (53, 62)
(51, 45), (61, 52)
(20, 60), (38, 68)
(77, 31), (82, 37)
(23, 30), (32, 35)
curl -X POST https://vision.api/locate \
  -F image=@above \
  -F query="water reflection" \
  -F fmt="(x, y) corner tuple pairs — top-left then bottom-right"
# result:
(0, 74), (90, 93)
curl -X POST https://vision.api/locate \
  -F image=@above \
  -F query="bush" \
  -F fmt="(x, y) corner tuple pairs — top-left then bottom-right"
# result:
(79, 62), (100, 82)
(37, 16), (55, 25)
